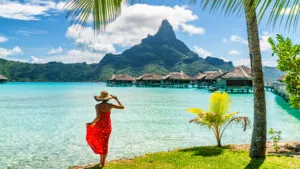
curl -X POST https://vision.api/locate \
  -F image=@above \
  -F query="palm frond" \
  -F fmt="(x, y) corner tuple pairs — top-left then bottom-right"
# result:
(65, 0), (125, 33)
(186, 108), (206, 115)
(190, 0), (300, 31)
(209, 92), (230, 115)
(229, 116), (251, 131)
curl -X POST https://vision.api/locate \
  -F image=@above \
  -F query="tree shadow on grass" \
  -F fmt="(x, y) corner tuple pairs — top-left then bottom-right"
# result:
(179, 146), (225, 156)
(85, 164), (102, 169)
(244, 157), (266, 169)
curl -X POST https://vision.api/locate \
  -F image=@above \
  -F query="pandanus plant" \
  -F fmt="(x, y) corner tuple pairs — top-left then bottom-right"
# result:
(187, 92), (250, 147)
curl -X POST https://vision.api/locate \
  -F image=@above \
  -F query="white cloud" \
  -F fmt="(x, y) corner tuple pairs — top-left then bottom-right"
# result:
(0, 0), (65, 20)
(0, 46), (22, 58)
(220, 57), (230, 62)
(29, 49), (104, 64)
(260, 32), (272, 51)
(228, 50), (241, 56)
(193, 46), (212, 58)
(230, 35), (248, 44)
(17, 29), (48, 36)
(181, 24), (205, 36)
(48, 46), (63, 55)
(222, 38), (228, 43)
(280, 5), (300, 15)
(66, 4), (205, 55)
(0, 35), (8, 43)
(234, 58), (250, 67)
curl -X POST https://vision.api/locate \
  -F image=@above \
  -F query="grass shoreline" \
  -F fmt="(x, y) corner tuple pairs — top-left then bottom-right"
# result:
(70, 142), (300, 169)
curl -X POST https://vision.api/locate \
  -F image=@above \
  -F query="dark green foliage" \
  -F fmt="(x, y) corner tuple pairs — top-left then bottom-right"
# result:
(269, 34), (300, 109)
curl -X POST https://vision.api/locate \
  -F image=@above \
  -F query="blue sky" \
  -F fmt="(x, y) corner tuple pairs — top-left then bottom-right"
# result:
(0, 0), (298, 66)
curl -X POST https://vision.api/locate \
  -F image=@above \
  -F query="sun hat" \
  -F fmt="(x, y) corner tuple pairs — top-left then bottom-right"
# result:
(94, 91), (112, 101)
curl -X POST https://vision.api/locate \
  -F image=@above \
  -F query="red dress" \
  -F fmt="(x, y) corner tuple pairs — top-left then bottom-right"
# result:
(86, 111), (112, 155)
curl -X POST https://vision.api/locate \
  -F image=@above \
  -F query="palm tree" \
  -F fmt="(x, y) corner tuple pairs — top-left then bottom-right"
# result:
(186, 92), (250, 147)
(65, 0), (300, 158)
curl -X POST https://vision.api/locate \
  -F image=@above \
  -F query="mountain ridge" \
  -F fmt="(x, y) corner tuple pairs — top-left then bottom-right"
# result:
(0, 19), (281, 82)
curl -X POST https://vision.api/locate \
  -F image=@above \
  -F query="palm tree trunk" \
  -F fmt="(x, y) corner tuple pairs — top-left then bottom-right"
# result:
(243, 0), (267, 158)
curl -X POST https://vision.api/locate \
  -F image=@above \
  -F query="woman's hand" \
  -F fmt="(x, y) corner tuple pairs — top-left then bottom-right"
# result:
(111, 95), (118, 100)
(86, 122), (94, 126)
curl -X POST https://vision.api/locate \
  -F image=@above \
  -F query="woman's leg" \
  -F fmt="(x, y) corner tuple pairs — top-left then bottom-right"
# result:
(102, 154), (107, 167)
(100, 155), (104, 165)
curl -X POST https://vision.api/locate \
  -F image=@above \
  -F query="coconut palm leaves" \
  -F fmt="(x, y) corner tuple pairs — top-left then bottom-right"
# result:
(186, 92), (250, 147)
(65, 0), (300, 32)
(65, 0), (124, 32)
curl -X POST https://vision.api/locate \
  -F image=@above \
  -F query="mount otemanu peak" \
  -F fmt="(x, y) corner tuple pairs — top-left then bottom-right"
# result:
(98, 19), (234, 80)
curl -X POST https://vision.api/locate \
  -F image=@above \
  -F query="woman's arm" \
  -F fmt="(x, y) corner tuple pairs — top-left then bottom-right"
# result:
(111, 96), (125, 109)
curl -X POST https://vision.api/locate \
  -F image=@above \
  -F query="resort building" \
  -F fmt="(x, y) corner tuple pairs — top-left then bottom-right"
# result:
(0, 75), (8, 83)
(106, 74), (135, 87)
(136, 74), (162, 87)
(273, 74), (289, 101)
(193, 72), (207, 88)
(202, 70), (225, 87)
(162, 71), (192, 88)
(218, 65), (253, 92)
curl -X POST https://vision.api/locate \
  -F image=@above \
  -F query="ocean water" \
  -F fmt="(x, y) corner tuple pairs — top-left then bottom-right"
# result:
(0, 82), (299, 169)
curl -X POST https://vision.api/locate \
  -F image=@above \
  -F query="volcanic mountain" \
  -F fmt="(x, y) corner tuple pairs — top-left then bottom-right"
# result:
(98, 19), (234, 79)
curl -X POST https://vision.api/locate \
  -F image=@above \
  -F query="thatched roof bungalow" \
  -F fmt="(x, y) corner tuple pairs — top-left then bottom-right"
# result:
(220, 65), (252, 87)
(277, 74), (285, 82)
(203, 70), (224, 80)
(194, 70), (225, 87)
(0, 75), (8, 83)
(193, 73), (207, 81)
(162, 71), (192, 87)
(136, 74), (162, 87)
(107, 74), (135, 86)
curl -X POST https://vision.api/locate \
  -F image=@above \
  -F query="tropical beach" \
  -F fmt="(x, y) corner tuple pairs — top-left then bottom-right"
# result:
(0, 82), (299, 168)
(1, 0), (300, 169)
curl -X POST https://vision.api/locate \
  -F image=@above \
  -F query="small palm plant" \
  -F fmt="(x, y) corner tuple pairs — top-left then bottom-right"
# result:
(186, 92), (250, 147)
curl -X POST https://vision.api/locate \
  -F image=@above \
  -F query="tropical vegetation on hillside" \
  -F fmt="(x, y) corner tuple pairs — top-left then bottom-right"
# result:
(186, 92), (250, 147)
(269, 35), (300, 109)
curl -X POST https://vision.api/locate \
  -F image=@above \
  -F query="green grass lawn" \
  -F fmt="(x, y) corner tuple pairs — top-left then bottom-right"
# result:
(73, 146), (300, 169)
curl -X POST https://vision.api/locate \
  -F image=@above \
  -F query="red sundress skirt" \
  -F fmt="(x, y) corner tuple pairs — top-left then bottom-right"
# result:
(86, 113), (112, 155)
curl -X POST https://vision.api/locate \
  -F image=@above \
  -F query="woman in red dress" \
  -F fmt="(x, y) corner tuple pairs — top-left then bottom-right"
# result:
(86, 91), (124, 167)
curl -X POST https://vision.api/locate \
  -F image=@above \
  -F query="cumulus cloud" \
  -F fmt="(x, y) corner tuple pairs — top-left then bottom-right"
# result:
(0, 35), (8, 43)
(222, 38), (228, 43)
(29, 49), (105, 64)
(280, 5), (300, 15)
(234, 58), (250, 67)
(193, 46), (212, 58)
(66, 4), (205, 52)
(0, 0), (65, 20)
(0, 46), (22, 58)
(230, 35), (248, 44)
(228, 50), (241, 56)
(260, 32), (272, 51)
(181, 24), (205, 36)
(48, 46), (63, 55)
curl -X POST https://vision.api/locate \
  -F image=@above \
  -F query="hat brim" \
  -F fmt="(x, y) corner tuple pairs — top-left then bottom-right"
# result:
(94, 95), (112, 101)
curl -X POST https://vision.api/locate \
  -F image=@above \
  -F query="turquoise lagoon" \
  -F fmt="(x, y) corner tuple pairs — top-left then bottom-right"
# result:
(0, 82), (299, 169)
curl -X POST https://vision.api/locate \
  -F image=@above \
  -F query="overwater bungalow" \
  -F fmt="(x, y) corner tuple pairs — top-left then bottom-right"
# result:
(202, 70), (225, 87)
(193, 72), (207, 88)
(0, 75), (8, 83)
(162, 71), (192, 88)
(277, 74), (285, 82)
(106, 74), (135, 87)
(218, 65), (253, 92)
(136, 74), (162, 87)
